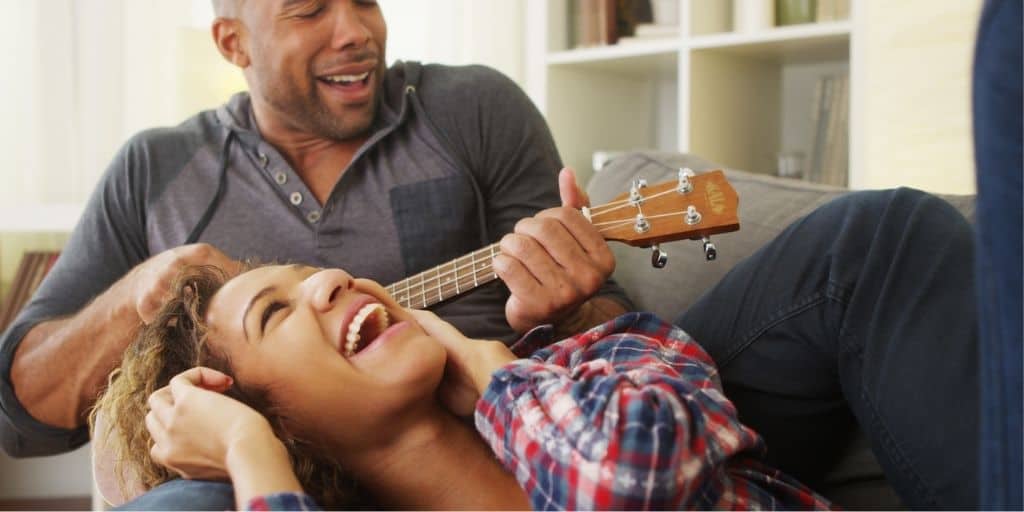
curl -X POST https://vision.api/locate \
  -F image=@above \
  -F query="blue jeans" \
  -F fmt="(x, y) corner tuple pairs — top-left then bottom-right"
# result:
(973, 0), (1023, 509)
(114, 479), (234, 511)
(116, 190), (978, 509)
(676, 188), (978, 509)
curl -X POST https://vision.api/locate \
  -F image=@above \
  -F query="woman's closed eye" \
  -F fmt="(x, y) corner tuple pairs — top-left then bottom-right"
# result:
(261, 301), (288, 334)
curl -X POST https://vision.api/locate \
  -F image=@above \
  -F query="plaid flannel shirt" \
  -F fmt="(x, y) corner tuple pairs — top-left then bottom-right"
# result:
(476, 312), (833, 510)
(246, 312), (832, 511)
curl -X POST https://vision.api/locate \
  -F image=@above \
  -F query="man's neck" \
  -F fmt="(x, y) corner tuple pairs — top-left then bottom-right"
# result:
(336, 409), (529, 509)
(251, 102), (369, 205)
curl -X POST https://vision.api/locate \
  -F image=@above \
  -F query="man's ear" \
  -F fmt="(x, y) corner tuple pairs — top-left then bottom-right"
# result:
(211, 17), (250, 68)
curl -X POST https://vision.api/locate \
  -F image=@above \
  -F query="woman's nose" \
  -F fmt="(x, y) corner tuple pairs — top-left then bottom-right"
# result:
(303, 268), (354, 311)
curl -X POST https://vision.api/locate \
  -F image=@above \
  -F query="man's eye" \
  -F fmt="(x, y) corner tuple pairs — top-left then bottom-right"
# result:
(294, 3), (324, 18)
(261, 301), (286, 332)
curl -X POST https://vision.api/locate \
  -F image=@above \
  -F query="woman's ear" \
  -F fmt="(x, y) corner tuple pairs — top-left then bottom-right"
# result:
(211, 17), (250, 68)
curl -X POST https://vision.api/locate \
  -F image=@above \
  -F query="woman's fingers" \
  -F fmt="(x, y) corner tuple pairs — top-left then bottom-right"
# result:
(408, 309), (468, 348)
(169, 366), (233, 395)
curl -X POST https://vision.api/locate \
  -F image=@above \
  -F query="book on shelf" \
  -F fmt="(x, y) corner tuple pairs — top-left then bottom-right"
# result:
(573, 0), (618, 48)
(815, 0), (850, 22)
(572, 0), (678, 48)
(0, 251), (60, 334)
(617, 22), (680, 44)
(808, 72), (849, 187)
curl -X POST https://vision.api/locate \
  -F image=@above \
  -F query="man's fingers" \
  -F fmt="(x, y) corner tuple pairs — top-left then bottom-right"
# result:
(493, 252), (567, 327)
(497, 233), (569, 290)
(534, 207), (609, 259)
(558, 167), (590, 209)
(513, 215), (600, 274)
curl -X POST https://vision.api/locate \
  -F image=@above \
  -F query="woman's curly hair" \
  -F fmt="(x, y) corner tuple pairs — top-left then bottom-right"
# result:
(89, 264), (365, 508)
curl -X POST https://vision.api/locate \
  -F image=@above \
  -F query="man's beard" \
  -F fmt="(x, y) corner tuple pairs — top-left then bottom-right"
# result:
(263, 77), (378, 141)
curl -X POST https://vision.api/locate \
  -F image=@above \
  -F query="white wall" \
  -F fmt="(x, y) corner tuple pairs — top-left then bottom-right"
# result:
(852, 0), (981, 193)
(381, 0), (525, 84)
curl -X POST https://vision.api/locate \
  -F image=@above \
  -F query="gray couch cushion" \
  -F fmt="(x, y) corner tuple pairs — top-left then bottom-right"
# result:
(586, 151), (975, 510)
(588, 151), (975, 320)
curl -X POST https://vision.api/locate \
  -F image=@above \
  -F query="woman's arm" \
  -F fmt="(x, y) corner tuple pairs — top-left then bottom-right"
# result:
(420, 310), (830, 510)
(146, 367), (310, 510)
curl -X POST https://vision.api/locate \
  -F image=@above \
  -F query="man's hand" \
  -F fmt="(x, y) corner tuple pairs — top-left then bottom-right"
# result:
(121, 243), (241, 324)
(11, 243), (241, 430)
(494, 168), (616, 333)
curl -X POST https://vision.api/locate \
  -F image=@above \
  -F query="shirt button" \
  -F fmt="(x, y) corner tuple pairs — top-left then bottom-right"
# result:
(274, 172), (287, 185)
(258, 153), (269, 167)
(307, 210), (321, 224)
(290, 192), (303, 205)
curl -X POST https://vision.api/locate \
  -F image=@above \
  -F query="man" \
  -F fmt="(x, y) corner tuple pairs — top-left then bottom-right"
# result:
(0, 0), (630, 506)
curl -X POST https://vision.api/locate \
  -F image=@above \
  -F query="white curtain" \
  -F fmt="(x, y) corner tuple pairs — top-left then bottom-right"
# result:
(0, 0), (522, 214)
(0, 0), (240, 211)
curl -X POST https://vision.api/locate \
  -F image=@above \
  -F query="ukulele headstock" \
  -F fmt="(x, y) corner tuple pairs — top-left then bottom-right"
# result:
(586, 169), (740, 264)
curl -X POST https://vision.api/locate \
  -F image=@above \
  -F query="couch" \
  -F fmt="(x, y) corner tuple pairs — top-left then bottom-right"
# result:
(586, 151), (975, 510)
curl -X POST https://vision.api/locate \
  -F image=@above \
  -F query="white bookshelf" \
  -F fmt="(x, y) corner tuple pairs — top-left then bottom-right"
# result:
(524, 0), (856, 186)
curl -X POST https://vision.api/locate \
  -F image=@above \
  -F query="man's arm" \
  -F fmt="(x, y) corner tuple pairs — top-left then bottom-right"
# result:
(0, 133), (235, 456)
(417, 64), (634, 335)
(10, 244), (239, 431)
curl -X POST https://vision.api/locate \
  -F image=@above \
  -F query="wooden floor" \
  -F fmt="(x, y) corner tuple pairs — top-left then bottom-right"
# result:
(0, 496), (91, 511)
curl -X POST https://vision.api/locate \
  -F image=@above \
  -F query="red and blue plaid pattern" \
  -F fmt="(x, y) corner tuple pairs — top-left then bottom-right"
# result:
(475, 312), (833, 510)
(246, 491), (320, 511)
(245, 312), (832, 511)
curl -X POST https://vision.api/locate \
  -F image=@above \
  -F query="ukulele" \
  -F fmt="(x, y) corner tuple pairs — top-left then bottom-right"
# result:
(385, 169), (740, 309)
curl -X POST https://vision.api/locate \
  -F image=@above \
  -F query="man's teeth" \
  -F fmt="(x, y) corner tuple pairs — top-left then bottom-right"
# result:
(344, 303), (389, 357)
(323, 71), (369, 84)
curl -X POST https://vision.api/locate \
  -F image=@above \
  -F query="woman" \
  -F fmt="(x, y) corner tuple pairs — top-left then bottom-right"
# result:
(93, 263), (830, 510)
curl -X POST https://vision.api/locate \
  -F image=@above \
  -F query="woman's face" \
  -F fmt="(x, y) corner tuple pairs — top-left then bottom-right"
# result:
(204, 264), (447, 446)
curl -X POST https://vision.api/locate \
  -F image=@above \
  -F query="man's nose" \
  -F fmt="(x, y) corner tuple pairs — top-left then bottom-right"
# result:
(304, 269), (354, 311)
(329, 2), (373, 51)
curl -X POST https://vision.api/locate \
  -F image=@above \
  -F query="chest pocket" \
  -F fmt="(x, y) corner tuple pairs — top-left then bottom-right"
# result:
(389, 176), (481, 275)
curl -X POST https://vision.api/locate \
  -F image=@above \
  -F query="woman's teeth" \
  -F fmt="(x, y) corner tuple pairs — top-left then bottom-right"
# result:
(344, 303), (389, 357)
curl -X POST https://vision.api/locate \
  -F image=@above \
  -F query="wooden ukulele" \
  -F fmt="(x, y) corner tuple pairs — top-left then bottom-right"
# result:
(385, 169), (740, 309)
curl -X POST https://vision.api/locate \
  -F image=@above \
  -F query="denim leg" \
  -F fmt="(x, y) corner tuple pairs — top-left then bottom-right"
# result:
(973, 0), (1023, 509)
(113, 479), (235, 511)
(676, 188), (978, 509)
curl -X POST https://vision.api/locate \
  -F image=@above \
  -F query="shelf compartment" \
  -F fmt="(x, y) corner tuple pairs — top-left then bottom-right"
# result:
(547, 40), (680, 76)
(688, 21), (851, 63)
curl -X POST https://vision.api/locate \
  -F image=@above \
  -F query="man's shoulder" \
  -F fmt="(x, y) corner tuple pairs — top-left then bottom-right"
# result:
(405, 62), (523, 100)
(122, 109), (221, 156)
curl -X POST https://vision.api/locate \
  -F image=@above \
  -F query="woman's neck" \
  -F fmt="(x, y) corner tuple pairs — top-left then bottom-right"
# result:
(337, 408), (528, 510)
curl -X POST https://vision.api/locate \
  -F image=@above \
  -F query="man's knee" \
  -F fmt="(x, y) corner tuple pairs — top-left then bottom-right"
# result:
(828, 188), (971, 242)
(112, 479), (235, 511)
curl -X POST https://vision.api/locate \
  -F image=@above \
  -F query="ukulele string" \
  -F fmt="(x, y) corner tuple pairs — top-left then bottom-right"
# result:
(389, 209), (692, 307)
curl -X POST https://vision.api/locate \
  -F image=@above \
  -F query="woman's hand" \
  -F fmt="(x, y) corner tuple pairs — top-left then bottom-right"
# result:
(145, 367), (278, 481)
(409, 310), (517, 417)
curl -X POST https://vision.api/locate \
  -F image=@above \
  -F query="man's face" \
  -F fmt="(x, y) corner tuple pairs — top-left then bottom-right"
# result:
(239, 0), (388, 141)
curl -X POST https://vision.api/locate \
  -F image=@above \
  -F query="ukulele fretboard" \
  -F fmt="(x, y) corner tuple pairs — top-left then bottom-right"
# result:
(385, 244), (501, 309)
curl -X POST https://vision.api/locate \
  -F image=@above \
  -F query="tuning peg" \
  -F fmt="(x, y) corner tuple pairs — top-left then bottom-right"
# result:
(702, 236), (717, 261)
(630, 178), (648, 206)
(651, 244), (668, 268)
(677, 168), (694, 193)
(685, 205), (702, 225)
(634, 213), (650, 233)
